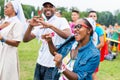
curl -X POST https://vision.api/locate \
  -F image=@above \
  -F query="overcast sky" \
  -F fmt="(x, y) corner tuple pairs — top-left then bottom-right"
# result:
(20, 0), (120, 13)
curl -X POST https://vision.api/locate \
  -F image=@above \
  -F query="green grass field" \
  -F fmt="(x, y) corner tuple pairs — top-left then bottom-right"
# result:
(18, 39), (120, 80)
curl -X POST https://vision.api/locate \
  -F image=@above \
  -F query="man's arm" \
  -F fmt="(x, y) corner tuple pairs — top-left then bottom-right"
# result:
(39, 19), (71, 39)
(23, 24), (35, 42)
(23, 16), (42, 42)
(0, 34), (20, 47)
(0, 22), (10, 29)
(50, 26), (71, 39)
(96, 35), (104, 49)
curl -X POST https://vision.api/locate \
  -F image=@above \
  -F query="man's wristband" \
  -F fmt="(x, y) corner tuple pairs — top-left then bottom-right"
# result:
(1, 37), (6, 42)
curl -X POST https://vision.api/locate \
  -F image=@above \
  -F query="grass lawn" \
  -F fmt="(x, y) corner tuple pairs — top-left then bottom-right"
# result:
(98, 55), (120, 80)
(18, 39), (40, 80)
(18, 39), (120, 80)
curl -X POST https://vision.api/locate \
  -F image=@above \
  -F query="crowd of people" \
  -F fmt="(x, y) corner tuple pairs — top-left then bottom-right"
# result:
(0, 1), (119, 80)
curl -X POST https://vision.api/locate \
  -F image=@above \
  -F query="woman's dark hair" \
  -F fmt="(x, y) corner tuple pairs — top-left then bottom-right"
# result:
(83, 18), (93, 36)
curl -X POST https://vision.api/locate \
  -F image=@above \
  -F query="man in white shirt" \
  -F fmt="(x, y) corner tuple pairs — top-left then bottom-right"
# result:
(23, 1), (71, 80)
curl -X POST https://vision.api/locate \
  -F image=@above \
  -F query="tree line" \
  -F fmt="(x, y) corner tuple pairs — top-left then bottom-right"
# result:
(0, 0), (120, 27)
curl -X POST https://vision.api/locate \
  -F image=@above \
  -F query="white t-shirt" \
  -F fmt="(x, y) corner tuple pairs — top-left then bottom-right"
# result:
(32, 15), (70, 67)
(92, 32), (98, 46)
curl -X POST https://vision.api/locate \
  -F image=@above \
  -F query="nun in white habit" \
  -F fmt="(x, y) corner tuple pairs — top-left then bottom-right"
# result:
(0, 0), (26, 80)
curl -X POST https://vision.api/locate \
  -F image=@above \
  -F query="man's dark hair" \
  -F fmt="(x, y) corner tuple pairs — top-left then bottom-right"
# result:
(88, 10), (97, 14)
(72, 9), (79, 14)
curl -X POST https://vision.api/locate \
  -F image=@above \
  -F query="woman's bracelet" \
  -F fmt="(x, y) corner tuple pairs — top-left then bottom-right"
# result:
(58, 63), (67, 73)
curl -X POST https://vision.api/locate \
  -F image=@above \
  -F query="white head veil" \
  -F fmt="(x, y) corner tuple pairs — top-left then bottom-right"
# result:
(10, 0), (27, 32)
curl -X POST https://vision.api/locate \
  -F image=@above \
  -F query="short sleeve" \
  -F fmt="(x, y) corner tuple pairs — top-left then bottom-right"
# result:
(12, 22), (24, 41)
(59, 18), (70, 30)
(96, 27), (104, 37)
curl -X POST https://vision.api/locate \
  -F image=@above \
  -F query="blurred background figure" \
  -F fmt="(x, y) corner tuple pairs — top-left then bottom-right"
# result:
(106, 25), (113, 39)
(69, 9), (80, 33)
(55, 10), (62, 17)
(110, 23), (120, 55)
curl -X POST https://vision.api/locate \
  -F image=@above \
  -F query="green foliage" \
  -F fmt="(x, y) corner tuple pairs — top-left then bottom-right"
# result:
(22, 4), (36, 19)
(69, 7), (80, 12)
(56, 7), (120, 26)
(0, 0), (5, 18)
(98, 11), (114, 26)
(80, 11), (88, 18)
(62, 11), (71, 21)
(115, 13), (120, 25)
(1, 1), (120, 26)
(57, 7), (68, 13)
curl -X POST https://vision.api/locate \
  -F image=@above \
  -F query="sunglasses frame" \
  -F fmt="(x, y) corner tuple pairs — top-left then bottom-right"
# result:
(74, 23), (88, 30)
